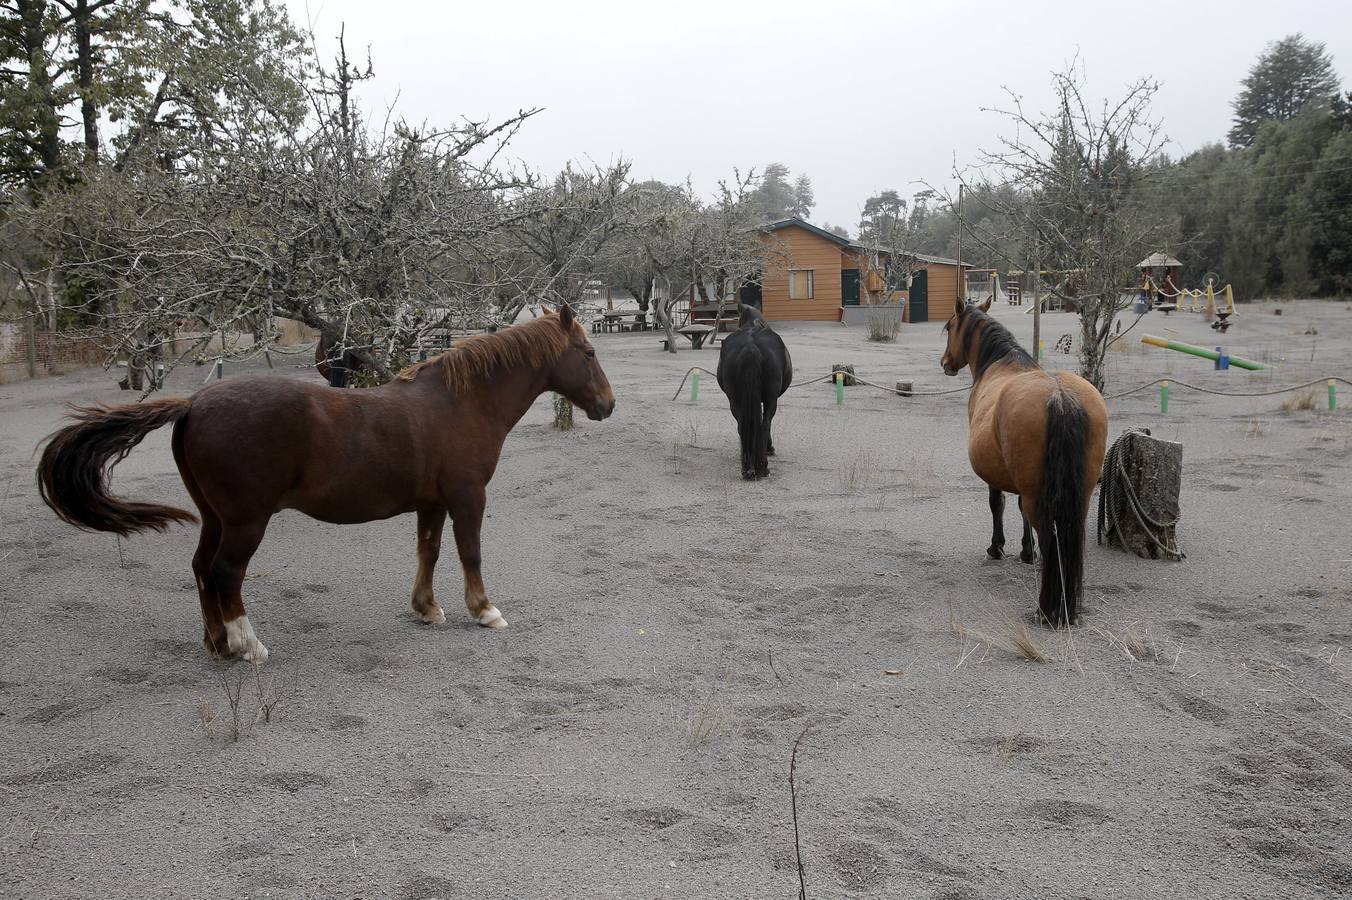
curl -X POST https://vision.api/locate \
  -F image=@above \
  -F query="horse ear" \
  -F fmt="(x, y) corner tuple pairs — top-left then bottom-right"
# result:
(955, 297), (966, 317)
(979, 295), (993, 312)
(557, 302), (575, 331)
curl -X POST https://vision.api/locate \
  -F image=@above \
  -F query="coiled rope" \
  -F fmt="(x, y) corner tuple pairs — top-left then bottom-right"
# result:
(1096, 429), (1185, 560)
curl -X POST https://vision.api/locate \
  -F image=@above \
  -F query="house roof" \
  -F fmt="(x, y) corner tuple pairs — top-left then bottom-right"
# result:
(851, 244), (972, 268)
(765, 217), (972, 267)
(1138, 253), (1182, 268)
(763, 217), (855, 248)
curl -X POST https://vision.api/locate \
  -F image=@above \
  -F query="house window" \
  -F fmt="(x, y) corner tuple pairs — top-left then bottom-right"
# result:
(788, 269), (815, 300)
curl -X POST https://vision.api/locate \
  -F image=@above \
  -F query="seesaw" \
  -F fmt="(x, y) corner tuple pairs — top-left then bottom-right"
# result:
(1140, 335), (1263, 370)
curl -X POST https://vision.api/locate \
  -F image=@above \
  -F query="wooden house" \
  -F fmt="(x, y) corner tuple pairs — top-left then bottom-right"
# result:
(750, 218), (968, 324)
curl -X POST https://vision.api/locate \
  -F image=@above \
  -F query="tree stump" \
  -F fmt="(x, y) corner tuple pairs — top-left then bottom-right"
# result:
(831, 363), (857, 386)
(1098, 429), (1184, 560)
(552, 393), (574, 431)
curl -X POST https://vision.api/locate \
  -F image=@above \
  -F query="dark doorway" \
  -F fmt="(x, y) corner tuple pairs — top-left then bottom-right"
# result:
(909, 269), (929, 323)
(841, 268), (861, 306)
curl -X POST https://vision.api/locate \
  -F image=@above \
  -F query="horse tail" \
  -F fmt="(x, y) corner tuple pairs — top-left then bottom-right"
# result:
(37, 398), (198, 537)
(1037, 391), (1090, 624)
(737, 357), (764, 477)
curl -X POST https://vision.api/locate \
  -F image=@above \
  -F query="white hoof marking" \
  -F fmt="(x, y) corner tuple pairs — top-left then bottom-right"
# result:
(225, 616), (270, 663)
(477, 606), (507, 629)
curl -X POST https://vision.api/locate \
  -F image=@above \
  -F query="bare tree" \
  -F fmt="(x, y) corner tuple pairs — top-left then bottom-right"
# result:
(619, 172), (784, 354)
(16, 25), (544, 391)
(959, 64), (1169, 390)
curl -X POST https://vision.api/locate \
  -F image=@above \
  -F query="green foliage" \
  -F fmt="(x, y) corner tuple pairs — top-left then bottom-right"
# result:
(1229, 34), (1338, 148)
(749, 162), (813, 220)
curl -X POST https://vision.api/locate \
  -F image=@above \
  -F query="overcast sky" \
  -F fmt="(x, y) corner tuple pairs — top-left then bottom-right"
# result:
(286, 0), (1352, 233)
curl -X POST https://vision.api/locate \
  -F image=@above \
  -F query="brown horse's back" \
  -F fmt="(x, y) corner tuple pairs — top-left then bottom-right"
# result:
(969, 367), (1104, 504)
(178, 375), (459, 525)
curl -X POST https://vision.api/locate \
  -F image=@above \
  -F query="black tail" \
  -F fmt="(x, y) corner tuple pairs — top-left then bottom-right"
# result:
(735, 360), (765, 479)
(1037, 392), (1090, 624)
(37, 398), (198, 536)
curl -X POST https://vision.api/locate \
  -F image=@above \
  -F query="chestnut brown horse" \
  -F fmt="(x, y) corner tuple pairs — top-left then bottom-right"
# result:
(941, 297), (1107, 625)
(37, 306), (615, 661)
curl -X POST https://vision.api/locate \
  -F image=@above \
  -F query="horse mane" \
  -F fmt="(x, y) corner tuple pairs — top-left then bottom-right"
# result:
(397, 314), (573, 393)
(962, 306), (1036, 378)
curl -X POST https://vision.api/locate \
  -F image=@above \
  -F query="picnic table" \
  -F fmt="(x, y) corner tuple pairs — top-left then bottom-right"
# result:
(688, 304), (740, 332)
(595, 309), (648, 333)
(680, 323), (715, 349)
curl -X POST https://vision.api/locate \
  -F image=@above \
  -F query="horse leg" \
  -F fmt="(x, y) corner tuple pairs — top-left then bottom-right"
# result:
(1019, 509), (1037, 564)
(192, 511), (228, 656)
(451, 487), (505, 629)
(764, 395), (778, 456)
(411, 508), (447, 624)
(211, 518), (271, 662)
(986, 487), (1006, 559)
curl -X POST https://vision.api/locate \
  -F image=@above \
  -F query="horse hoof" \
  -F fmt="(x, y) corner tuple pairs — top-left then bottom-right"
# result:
(767, 445), (776, 456)
(1019, 552), (1036, 564)
(241, 641), (270, 664)
(986, 546), (1005, 560)
(415, 604), (446, 624)
(742, 470), (757, 481)
(477, 606), (508, 629)
(225, 615), (269, 663)
(202, 631), (231, 658)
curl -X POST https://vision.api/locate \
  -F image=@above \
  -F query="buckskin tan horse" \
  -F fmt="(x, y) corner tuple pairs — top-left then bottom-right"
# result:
(941, 297), (1107, 624)
(37, 306), (615, 661)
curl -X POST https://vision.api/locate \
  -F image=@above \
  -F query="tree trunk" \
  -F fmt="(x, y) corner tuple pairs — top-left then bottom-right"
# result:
(73, 0), (100, 160)
(19, 0), (65, 182)
(657, 299), (677, 354)
(1098, 430), (1184, 560)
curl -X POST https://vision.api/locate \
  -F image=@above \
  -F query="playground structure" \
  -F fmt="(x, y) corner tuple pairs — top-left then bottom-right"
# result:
(963, 268), (1005, 305)
(1137, 254), (1237, 332)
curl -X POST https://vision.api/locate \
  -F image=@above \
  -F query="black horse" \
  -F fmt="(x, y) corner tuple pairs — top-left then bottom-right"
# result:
(716, 304), (792, 480)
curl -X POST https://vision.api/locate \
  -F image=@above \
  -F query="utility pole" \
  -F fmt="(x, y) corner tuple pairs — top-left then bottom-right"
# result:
(956, 184), (964, 306)
(1033, 251), (1042, 362)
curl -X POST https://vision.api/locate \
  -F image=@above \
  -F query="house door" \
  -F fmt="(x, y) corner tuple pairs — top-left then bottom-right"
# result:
(841, 269), (861, 306)
(909, 270), (928, 322)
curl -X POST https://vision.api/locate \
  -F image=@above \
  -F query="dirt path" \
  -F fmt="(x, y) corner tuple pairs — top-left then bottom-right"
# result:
(2, 301), (1350, 898)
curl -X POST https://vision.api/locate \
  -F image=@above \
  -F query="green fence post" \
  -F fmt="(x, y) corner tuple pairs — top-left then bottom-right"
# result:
(835, 372), (844, 406)
(1330, 379), (1337, 411)
(691, 370), (700, 401)
(1161, 379), (1169, 414)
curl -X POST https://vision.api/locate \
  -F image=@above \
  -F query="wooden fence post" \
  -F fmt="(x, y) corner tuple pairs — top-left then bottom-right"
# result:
(25, 318), (38, 379)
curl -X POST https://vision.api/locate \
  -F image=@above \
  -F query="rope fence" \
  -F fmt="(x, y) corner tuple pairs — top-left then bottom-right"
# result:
(672, 365), (1352, 407)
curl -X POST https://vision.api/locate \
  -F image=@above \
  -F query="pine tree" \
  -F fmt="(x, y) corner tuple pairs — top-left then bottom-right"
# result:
(1229, 34), (1339, 148)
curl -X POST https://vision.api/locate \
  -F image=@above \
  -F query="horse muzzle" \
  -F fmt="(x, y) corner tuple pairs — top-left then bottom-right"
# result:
(588, 398), (615, 421)
(942, 363), (957, 377)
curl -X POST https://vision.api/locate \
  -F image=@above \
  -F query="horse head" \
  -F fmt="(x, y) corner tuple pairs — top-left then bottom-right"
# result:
(941, 295), (992, 375)
(737, 303), (767, 330)
(546, 303), (616, 421)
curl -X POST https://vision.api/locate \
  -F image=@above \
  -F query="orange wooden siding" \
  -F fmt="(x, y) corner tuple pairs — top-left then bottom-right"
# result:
(758, 222), (967, 322)
(760, 226), (844, 322)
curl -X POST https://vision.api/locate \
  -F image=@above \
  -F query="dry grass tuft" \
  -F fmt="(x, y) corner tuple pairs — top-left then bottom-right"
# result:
(1280, 390), (1316, 412)
(195, 695), (218, 738)
(1007, 620), (1051, 663)
(1093, 621), (1155, 662)
(1241, 417), (1267, 438)
(947, 600), (1053, 665)
(837, 448), (880, 491)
